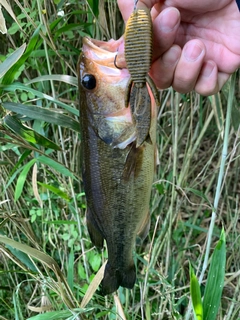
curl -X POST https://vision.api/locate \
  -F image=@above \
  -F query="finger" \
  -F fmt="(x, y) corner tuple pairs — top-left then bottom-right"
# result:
(117, 0), (134, 21)
(116, 6), (180, 70)
(152, 8), (180, 60)
(150, 45), (181, 89)
(194, 62), (230, 95)
(172, 40), (206, 93)
(194, 61), (218, 95)
(217, 72), (231, 91)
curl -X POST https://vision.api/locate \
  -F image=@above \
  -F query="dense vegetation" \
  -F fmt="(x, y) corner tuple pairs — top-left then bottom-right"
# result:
(0, 1), (239, 319)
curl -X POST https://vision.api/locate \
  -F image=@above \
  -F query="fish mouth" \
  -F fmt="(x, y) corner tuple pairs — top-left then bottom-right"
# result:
(81, 36), (129, 78)
(83, 36), (124, 54)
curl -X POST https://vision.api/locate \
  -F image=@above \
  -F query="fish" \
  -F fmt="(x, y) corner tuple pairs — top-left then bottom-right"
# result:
(77, 36), (157, 295)
(124, 7), (160, 147)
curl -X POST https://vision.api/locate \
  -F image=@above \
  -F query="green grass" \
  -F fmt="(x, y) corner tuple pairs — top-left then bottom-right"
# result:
(0, 0), (240, 319)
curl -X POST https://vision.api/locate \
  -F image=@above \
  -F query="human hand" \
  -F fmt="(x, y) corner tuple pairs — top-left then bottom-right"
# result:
(118, 0), (240, 95)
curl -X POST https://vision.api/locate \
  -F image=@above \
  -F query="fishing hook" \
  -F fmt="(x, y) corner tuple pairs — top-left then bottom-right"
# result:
(114, 54), (122, 69)
(134, 0), (139, 10)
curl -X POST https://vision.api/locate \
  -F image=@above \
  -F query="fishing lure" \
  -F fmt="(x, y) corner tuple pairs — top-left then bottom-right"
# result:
(124, 5), (160, 147)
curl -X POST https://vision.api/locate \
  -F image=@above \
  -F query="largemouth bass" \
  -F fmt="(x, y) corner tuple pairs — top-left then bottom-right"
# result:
(78, 37), (157, 295)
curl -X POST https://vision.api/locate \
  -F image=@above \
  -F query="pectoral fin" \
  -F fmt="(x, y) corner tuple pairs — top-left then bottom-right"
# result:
(122, 143), (144, 181)
(86, 209), (104, 248)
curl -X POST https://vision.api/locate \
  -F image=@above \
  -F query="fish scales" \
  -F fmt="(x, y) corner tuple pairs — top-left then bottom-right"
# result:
(78, 37), (157, 295)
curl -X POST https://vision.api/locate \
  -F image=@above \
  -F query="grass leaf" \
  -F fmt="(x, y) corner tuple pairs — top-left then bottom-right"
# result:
(6, 247), (37, 272)
(3, 102), (80, 131)
(38, 182), (70, 201)
(189, 262), (203, 320)
(1, 25), (41, 85)
(26, 74), (78, 87)
(80, 261), (107, 308)
(202, 229), (226, 320)
(14, 159), (36, 202)
(67, 247), (74, 291)
(37, 155), (75, 179)
(2, 86), (78, 115)
(3, 114), (61, 150)
(26, 308), (93, 320)
(0, 44), (26, 78)
(0, 0), (20, 29)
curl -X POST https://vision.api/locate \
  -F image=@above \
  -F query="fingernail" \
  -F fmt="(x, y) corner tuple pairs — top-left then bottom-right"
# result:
(159, 8), (180, 32)
(200, 61), (215, 77)
(162, 46), (180, 66)
(184, 43), (204, 62)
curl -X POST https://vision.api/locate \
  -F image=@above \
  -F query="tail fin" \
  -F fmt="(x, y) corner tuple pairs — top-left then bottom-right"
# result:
(100, 262), (136, 295)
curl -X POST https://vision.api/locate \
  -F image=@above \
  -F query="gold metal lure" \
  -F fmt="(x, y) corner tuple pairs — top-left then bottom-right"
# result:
(124, 7), (160, 147)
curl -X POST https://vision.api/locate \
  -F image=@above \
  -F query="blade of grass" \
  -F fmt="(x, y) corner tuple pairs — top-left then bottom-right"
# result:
(0, 3), (7, 34)
(0, 44), (26, 78)
(80, 261), (107, 308)
(26, 74), (78, 87)
(13, 287), (24, 320)
(1, 25), (41, 86)
(14, 159), (36, 202)
(202, 229), (226, 320)
(26, 308), (94, 320)
(37, 182), (70, 202)
(189, 263), (203, 320)
(3, 102), (79, 131)
(67, 247), (74, 292)
(3, 87), (79, 116)
(0, 0), (20, 30)
(37, 155), (75, 179)
(3, 114), (61, 150)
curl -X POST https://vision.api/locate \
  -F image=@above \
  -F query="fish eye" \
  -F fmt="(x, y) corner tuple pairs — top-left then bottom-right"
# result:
(81, 74), (96, 90)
